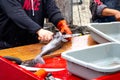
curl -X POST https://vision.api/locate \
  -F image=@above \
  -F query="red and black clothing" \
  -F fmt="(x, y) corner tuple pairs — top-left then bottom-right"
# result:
(0, 0), (64, 49)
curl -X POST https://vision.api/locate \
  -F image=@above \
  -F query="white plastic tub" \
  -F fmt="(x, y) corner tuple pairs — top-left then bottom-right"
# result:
(88, 22), (120, 43)
(62, 42), (120, 79)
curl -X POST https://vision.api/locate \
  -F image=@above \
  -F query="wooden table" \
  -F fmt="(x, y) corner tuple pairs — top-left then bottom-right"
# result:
(0, 35), (98, 61)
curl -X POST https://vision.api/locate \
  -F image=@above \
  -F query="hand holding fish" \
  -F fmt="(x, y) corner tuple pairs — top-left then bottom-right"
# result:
(37, 29), (54, 43)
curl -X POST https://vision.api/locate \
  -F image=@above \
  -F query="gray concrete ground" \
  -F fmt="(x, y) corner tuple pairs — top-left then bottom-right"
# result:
(72, 0), (91, 26)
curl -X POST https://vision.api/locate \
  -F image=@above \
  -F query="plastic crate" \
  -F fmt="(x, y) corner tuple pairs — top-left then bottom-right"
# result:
(88, 22), (120, 43)
(62, 42), (120, 80)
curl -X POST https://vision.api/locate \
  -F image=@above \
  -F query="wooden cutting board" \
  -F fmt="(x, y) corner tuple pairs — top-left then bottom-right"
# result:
(0, 35), (98, 61)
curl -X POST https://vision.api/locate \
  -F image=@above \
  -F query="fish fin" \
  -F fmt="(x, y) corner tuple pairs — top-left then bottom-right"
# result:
(35, 57), (45, 64)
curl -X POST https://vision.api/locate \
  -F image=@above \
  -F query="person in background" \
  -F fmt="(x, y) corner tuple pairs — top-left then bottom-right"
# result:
(0, 0), (72, 49)
(79, 0), (83, 4)
(90, 0), (120, 22)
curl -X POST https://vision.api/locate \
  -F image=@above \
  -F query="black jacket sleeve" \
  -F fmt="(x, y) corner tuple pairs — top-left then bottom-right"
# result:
(0, 0), (41, 33)
(44, 0), (64, 26)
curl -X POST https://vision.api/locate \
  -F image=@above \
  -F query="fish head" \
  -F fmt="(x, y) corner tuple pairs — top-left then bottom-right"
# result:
(21, 59), (36, 67)
(54, 32), (68, 42)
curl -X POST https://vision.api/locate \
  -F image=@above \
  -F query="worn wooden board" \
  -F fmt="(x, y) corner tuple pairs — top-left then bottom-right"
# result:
(0, 35), (98, 61)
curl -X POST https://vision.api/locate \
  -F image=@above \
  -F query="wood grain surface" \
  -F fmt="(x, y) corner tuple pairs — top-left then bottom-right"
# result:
(0, 35), (98, 61)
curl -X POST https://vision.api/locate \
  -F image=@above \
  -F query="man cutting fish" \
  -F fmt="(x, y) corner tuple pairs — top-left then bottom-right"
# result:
(0, 0), (72, 49)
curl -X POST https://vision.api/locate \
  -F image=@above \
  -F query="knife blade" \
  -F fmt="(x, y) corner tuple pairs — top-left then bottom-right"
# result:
(62, 33), (82, 38)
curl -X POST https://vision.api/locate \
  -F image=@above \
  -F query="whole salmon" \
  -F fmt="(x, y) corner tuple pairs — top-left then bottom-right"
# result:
(22, 32), (68, 66)
(34, 32), (68, 64)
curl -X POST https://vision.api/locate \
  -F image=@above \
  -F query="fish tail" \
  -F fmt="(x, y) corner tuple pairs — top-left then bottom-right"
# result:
(34, 55), (45, 64)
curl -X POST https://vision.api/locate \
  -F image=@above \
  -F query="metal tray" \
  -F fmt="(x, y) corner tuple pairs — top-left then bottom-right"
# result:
(62, 42), (120, 79)
(88, 22), (120, 43)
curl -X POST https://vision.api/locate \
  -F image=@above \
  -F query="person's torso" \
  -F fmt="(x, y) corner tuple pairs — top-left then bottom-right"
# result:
(21, 0), (45, 25)
(0, 0), (45, 32)
(0, 0), (45, 45)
